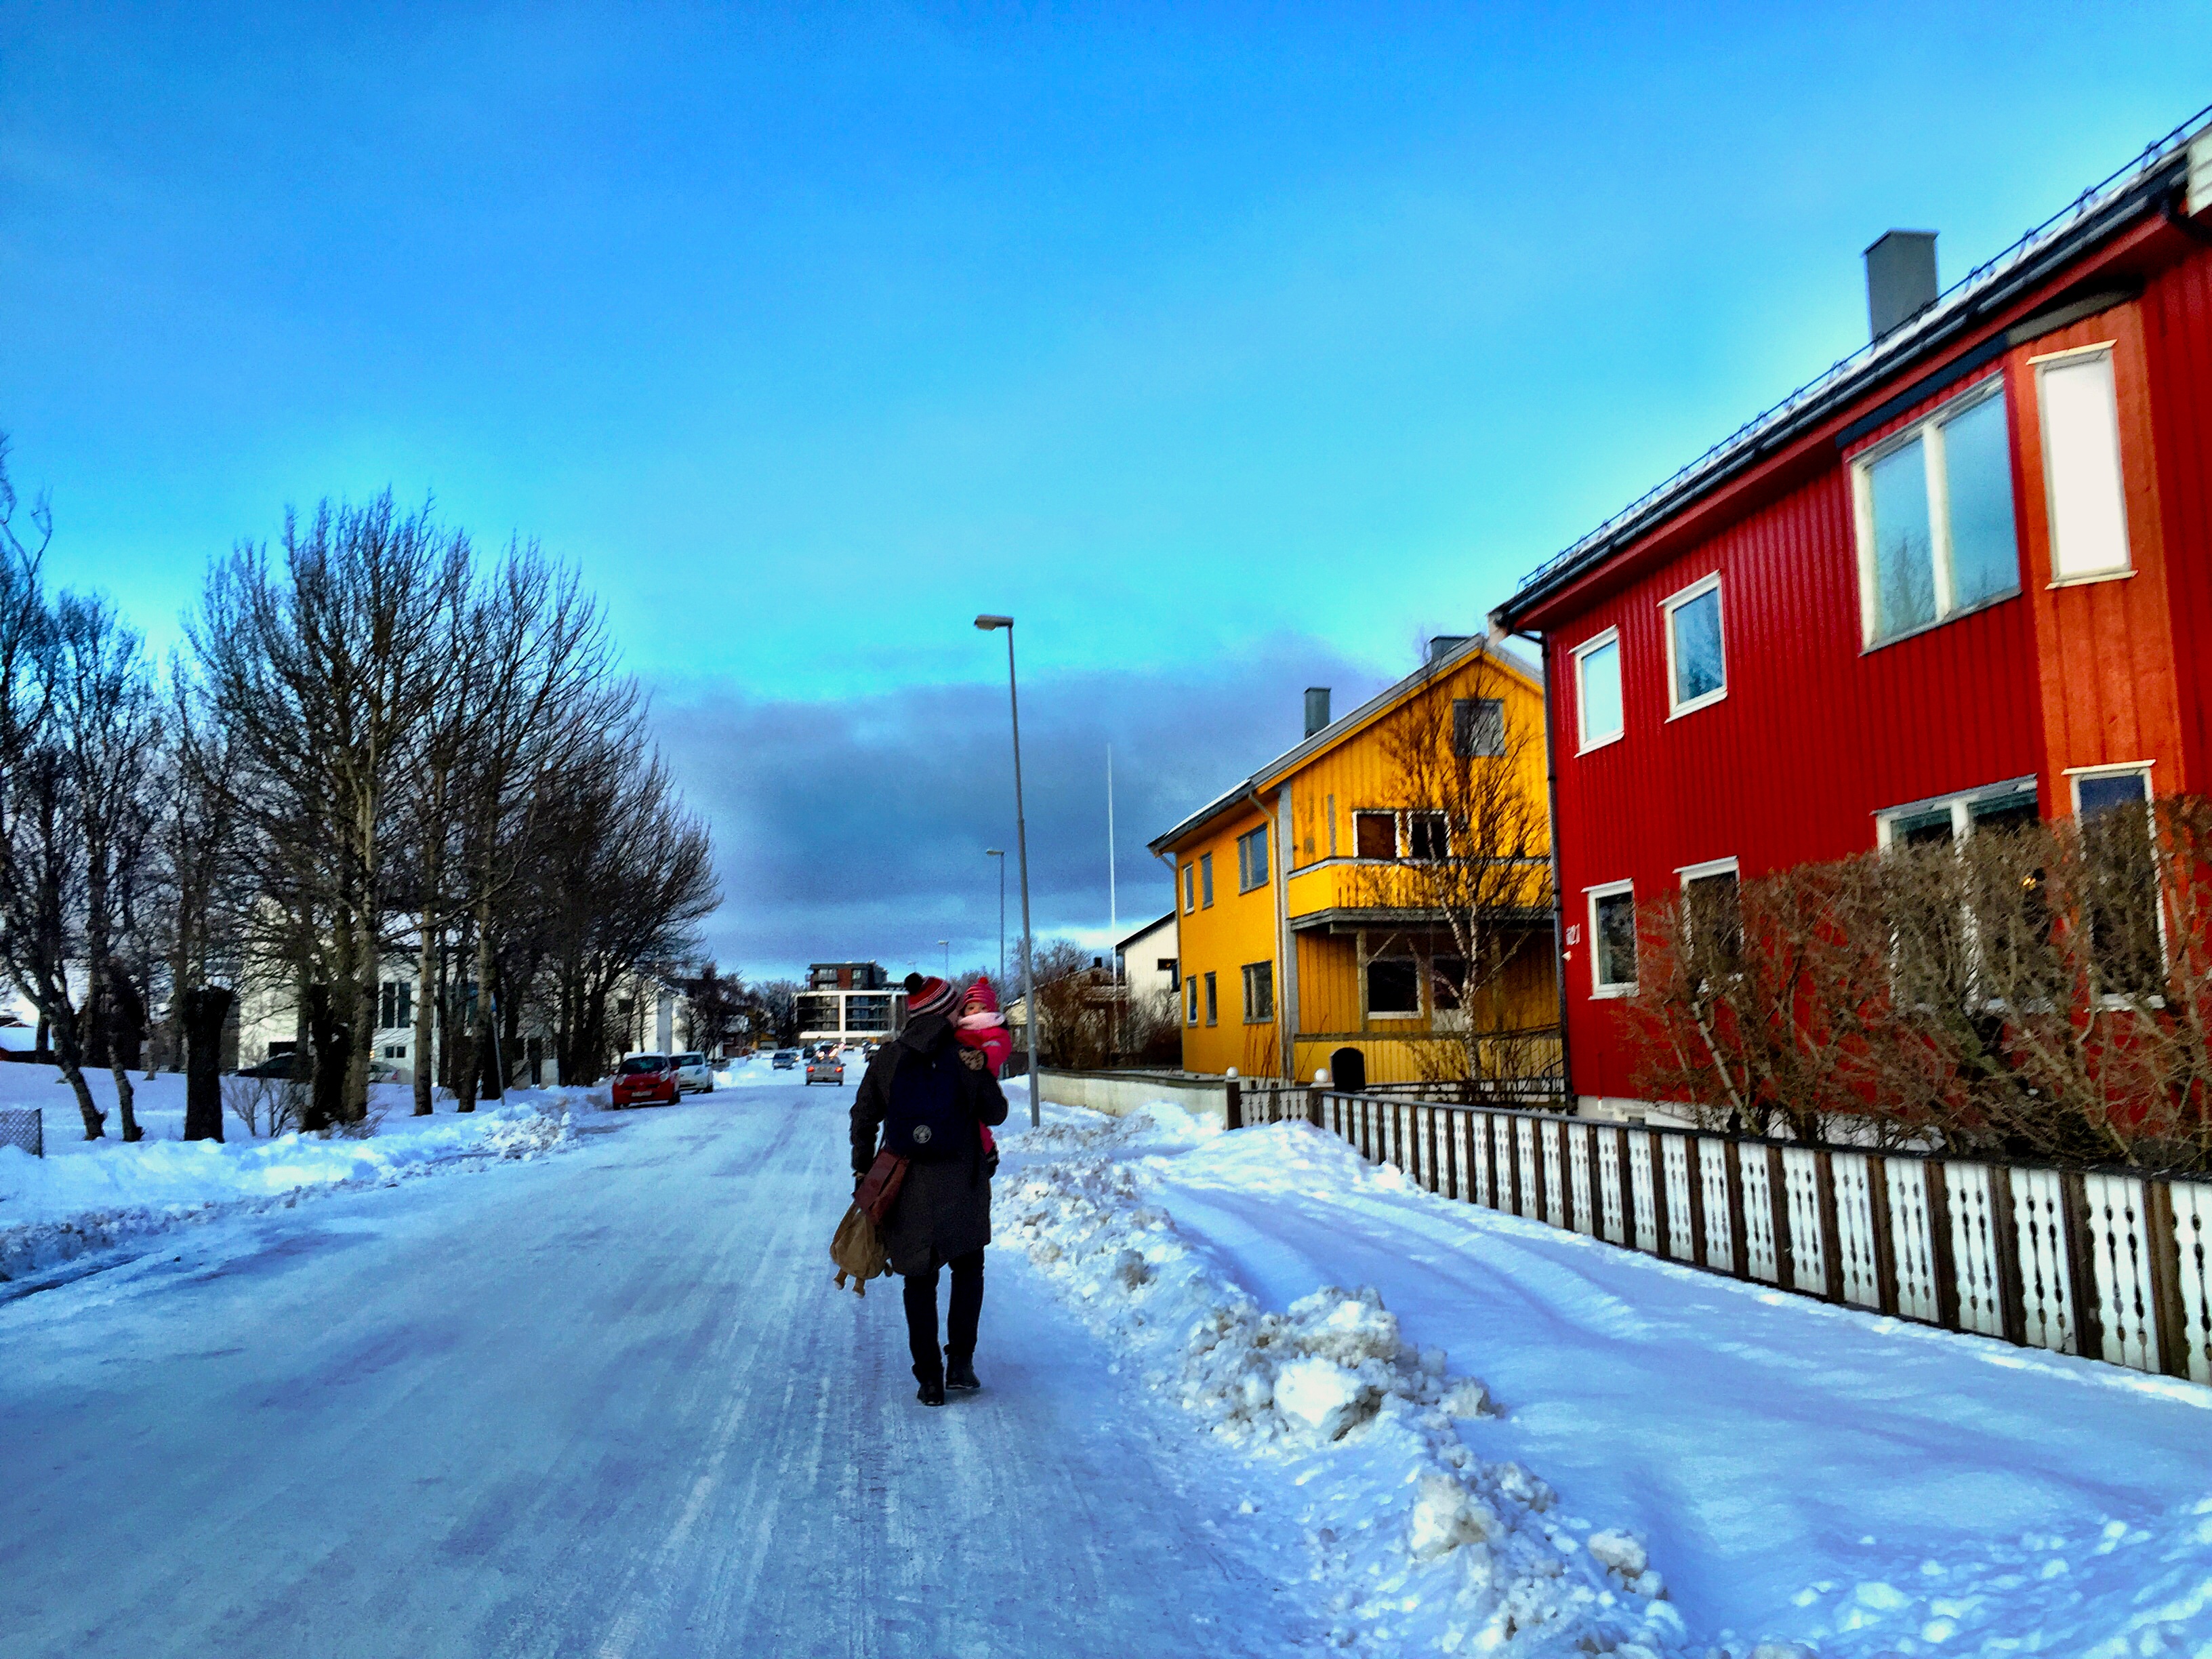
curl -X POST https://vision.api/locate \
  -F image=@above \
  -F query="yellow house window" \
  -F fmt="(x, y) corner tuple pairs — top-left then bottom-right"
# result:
(1242, 962), (1274, 1022)
(1237, 825), (1269, 891)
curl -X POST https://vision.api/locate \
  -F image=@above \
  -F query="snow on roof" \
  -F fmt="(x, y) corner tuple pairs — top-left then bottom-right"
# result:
(1500, 104), (2212, 628)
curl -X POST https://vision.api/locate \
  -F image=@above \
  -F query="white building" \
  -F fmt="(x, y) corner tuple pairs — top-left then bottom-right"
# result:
(794, 961), (905, 1046)
(237, 947), (561, 1086)
(1113, 911), (1179, 1007)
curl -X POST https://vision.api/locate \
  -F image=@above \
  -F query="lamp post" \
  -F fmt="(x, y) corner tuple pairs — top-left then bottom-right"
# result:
(985, 848), (1006, 989)
(975, 614), (1040, 1127)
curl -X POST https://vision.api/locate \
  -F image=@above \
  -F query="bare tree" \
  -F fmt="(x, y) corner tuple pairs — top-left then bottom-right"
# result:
(52, 594), (163, 1133)
(1348, 646), (1557, 1097)
(1630, 801), (2212, 1170)
(1629, 855), (1902, 1145)
(679, 962), (745, 1058)
(449, 546), (626, 1109)
(539, 737), (718, 1084)
(191, 495), (468, 1128)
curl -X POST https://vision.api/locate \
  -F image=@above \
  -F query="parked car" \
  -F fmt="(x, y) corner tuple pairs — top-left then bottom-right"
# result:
(670, 1052), (714, 1094)
(236, 1054), (406, 1084)
(772, 1049), (799, 1070)
(804, 1054), (846, 1086)
(235, 1054), (307, 1080)
(611, 1052), (679, 1108)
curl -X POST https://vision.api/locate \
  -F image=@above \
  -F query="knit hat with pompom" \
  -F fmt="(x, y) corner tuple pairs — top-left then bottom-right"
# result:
(904, 975), (958, 1019)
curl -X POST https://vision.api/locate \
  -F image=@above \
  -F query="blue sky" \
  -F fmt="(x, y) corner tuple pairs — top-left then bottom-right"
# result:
(3, 3), (2205, 981)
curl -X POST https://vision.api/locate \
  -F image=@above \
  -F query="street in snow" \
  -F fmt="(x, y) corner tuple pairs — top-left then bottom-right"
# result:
(7, 1064), (2209, 1656)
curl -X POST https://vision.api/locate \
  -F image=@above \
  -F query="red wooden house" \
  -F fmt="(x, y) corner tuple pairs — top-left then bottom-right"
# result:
(1494, 111), (2212, 1119)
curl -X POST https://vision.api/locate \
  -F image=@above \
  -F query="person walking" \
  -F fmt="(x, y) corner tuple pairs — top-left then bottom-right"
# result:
(851, 974), (1010, 1407)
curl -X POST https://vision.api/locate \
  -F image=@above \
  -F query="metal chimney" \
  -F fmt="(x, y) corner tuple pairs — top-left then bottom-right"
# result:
(1427, 634), (1472, 663)
(1864, 230), (1938, 339)
(1303, 687), (1331, 738)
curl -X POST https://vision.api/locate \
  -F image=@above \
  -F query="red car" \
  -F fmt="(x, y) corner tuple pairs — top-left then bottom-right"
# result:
(611, 1053), (680, 1108)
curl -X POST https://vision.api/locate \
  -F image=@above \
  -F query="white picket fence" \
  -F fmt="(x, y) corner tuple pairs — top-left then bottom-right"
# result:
(1233, 1083), (2212, 1385)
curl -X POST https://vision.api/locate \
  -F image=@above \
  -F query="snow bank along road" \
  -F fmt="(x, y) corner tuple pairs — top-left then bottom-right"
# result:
(1, 1083), (1323, 1659)
(1017, 1111), (2212, 1656)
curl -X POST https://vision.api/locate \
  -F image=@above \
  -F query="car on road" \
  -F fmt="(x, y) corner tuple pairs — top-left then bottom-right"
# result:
(804, 1054), (846, 1086)
(671, 1052), (714, 1094)
(772, 1049), (798, 1069)
(612, 1053), (680, 1108)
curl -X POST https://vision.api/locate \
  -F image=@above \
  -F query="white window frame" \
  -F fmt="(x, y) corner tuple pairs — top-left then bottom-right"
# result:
(1573, 628), (1624, 753)
(1183, 862), (1196, 914)
(1675, 857), (1740, 964)
(2032, 342), (2133, 586)
(1849, 374), (2017, 649)
(1237, 825), (1269, 893)
(1405, 810), (1450, 861)
(1363, 954), (1423, 1021)
(1873, 775), (2039, 848)
(1351, 809), (1400, 860)
(1242, 960), (1275, 1024)
(1185, 974), (1198, 1026)
(2065, 760), (2154, 815)
(1675, 855), (1740, 885)
(1660, 573), (1727, 718)
(2064, 762), (2163, 1007)
(1585, 880), (1637, 998)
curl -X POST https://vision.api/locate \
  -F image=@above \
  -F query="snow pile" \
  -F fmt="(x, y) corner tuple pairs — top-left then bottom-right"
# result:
(0, 1096), (578, 1282)
(1015, 1097), (1219, 1156)
(1015, 1112), (2212, 1657)
(1004, 1122), (1689, 1656)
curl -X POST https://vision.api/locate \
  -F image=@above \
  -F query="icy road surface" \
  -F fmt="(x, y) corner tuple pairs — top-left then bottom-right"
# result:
(0, 1083), (1321, 1658)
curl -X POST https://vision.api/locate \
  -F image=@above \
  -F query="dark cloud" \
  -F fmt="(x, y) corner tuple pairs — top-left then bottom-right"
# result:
(649, 634), (1393, 984)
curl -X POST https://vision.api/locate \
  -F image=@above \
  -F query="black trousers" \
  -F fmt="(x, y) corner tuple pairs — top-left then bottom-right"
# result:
(902, 1249), (984, 1380)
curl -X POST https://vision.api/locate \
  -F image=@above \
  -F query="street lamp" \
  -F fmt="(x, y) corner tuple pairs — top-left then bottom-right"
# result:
(975, 613), (1040, 1126)
(985, 848), (1006, 989)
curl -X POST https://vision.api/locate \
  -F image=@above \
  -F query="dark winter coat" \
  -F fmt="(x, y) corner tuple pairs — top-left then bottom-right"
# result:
(850, 1012), (1009, 1275)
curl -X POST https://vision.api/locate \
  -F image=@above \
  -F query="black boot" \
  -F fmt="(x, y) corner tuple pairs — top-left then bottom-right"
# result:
(915, 1363), (946, 1407)
(945, 1348), (980, 1393)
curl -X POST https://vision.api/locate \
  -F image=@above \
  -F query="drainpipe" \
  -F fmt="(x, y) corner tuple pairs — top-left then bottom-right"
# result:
(1242, 781), (1294, 1082)
(1153, 846), (1184, 1069)
(1498, 622), (1576, 1112)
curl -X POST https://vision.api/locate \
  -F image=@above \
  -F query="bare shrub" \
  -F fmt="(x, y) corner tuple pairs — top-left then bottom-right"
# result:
(1629, 796), (2212, 1170)
(225, 1073), (302, 1139)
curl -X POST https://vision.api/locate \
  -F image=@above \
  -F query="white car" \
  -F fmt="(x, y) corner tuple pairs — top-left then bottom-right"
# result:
(671, 1052), (714, 1094)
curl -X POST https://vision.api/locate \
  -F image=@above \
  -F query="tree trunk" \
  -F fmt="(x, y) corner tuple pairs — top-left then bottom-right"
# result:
(453, 916), (478, 1113)
(50, 1010), (104, 1140)
(474, 901), (503, 1105)
(182, 985), (233, 1141)
(302, 983), (348, 1134)
(104, 960), (146, 1142)
(413, 916), (438, 1115)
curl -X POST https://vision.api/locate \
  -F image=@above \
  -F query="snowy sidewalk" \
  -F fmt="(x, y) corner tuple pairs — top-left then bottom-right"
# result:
(0, 1082), (1326, 1658)
(997, 1105), (2212, 1656)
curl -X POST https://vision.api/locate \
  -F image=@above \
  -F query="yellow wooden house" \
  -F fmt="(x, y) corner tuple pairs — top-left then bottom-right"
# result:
(1149, 634), (1559, 1091)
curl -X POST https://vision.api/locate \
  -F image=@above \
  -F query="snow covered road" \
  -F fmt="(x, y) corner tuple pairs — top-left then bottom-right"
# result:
(1, 1084), (1321, 1658)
